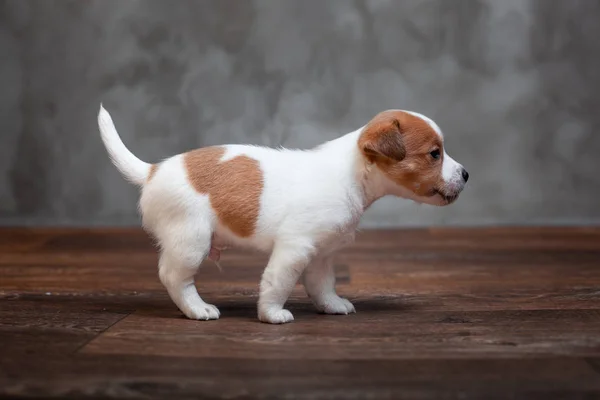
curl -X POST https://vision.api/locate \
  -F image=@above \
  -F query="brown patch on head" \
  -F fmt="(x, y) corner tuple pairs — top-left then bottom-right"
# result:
(147, 164), (158, 182)
(184, 147), (263, 237)
(358, 110), (444, 197)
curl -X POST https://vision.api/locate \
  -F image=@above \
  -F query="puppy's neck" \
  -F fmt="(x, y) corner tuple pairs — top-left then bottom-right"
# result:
(315, 128), (389, 211)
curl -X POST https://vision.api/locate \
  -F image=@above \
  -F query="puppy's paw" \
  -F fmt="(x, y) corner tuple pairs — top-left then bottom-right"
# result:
(318, 296), (356, 315)
(258, 308), (294, 324)
(184, 303), (220, 321)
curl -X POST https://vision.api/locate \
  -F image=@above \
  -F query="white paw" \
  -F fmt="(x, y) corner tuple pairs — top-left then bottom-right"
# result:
(258, 308), (295, 324)
(184, 303), (220, 320)
(318, 296), (356, 315)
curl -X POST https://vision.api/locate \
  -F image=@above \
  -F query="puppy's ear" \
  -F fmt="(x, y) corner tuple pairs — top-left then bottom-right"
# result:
(359, 117), (405, 163)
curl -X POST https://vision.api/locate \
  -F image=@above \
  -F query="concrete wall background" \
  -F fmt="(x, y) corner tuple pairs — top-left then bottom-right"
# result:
(1, 0), (600, 227)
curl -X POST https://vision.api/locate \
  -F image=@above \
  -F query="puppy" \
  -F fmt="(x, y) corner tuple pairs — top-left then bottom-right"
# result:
(98, 105), (468, 324)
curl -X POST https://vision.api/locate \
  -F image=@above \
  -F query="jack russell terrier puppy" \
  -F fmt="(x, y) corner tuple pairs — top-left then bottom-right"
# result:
(98, 105), (469, 324)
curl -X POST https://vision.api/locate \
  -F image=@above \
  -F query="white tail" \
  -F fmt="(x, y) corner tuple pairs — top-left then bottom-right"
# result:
(97, 104), (150, 186)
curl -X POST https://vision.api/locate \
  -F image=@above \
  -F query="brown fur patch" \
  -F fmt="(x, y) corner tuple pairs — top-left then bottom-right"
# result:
(358, 110), (444, 196)
(147, 164), (158, 182)
(184, 147), (263, 237)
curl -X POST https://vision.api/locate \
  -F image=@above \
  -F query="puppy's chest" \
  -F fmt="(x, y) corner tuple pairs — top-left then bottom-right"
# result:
(315, 201), (363, 254)
(316, 221), (359, 255)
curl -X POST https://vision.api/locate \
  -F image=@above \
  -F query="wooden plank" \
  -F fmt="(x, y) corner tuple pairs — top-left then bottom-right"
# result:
(1, 356), (599, 399)
(0, 294), (131, 356)
(2, 226), (600, 254)
(80, 307), (600, 360)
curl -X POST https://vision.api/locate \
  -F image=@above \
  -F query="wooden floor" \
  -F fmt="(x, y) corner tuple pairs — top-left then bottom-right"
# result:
(1, 228), (600, 399)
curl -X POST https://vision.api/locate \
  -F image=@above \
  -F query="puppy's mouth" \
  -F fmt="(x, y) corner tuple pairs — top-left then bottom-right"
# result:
(432, 188), (459, 205)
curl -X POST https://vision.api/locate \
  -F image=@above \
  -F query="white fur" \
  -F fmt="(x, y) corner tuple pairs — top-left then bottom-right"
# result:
(97, 105), (466, 324)
(98, 104), (151, 185)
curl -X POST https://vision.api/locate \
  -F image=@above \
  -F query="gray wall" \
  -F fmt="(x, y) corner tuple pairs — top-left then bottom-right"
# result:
(1, 0), (600, 227)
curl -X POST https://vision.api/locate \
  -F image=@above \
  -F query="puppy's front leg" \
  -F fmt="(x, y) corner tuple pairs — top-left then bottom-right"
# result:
(258, 240), (314, 324)
(303, 255), (355, 315)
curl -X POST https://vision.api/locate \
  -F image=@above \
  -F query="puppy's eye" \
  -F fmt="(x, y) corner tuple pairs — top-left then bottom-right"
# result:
(430, 149), (441, 160)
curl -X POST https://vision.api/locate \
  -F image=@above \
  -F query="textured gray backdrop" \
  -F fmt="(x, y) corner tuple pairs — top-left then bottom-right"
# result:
(1, 0), (599, 227)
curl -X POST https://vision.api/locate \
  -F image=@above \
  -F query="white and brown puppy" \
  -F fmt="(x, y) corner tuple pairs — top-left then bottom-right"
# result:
(98, 105), (468, 324)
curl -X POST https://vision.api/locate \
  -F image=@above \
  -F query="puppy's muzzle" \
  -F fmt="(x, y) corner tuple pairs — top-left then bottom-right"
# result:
(434, 168), (469, 204)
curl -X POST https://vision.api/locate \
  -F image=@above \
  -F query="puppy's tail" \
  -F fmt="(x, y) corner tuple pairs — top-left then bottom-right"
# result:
(97, 104), (151, 186)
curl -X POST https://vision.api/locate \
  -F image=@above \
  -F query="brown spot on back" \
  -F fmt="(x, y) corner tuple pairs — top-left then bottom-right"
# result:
(184, 147), (263, 237)
(358, 110), (444, 197)
(147, 164), (158, 182)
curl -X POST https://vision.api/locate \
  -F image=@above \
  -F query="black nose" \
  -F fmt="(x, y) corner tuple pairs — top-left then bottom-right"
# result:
(461, 168), (469, 183)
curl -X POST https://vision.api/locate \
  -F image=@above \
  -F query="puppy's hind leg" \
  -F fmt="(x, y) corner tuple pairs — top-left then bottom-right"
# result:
(158, 223), (220, 321)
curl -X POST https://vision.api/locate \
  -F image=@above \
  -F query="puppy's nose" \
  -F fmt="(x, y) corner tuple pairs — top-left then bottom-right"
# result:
(461, 168), (469, 183)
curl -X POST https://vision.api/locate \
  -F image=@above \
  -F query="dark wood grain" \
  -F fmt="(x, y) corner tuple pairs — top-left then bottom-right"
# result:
(1, 227), (600, 399)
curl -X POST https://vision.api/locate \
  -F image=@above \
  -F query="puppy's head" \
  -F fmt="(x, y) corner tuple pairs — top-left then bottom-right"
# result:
(358, 110), (468, 206)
